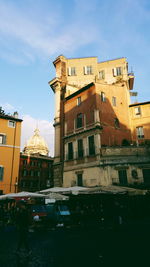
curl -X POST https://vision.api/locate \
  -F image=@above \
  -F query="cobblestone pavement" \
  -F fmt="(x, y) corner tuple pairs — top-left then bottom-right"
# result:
(0, 223), (150, 267)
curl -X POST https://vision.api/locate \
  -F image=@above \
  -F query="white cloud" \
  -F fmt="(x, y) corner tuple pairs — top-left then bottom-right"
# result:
(21, 115), (54, 157)
(0, 1), (100, 64)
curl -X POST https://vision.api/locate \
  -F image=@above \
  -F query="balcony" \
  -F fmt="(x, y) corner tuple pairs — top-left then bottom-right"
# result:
(65, 122), (102, 138)
(128, 72), (134, 90)
(65, 146), (97, 161)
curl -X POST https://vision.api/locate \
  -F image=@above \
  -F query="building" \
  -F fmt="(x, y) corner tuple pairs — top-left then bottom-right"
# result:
(129, 101), (150, 145)
(0, 108), (22, 194)
(18, 128), (53, 192)
(49, 55), (150, 188)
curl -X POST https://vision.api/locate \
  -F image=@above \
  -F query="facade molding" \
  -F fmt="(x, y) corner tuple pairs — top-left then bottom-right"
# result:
(0, 144), (20, 149)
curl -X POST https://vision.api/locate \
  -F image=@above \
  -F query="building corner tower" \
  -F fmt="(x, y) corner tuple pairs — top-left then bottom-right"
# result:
(49, 55), (67, 186)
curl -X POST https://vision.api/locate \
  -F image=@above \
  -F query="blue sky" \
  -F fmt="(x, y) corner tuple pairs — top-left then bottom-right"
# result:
(0, 0), (150, 155)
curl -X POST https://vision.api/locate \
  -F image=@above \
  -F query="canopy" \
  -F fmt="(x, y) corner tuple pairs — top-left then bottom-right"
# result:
(72, 186), (147, 195)
(45, 192), (69, 201)
(39, 185), (147, 196)
(39, 186), (89, 194)
(0, 191), (47, 200)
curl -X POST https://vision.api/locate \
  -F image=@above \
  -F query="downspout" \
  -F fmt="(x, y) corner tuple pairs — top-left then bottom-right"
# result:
(10, 122), (17, 192)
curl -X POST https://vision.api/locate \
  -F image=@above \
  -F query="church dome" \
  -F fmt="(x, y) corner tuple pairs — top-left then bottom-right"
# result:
(23, 128), (49, 156)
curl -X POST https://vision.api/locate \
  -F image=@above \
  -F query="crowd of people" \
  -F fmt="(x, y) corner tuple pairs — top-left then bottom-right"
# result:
(0, 194), (150, 231)
(0, 200), (31, 254)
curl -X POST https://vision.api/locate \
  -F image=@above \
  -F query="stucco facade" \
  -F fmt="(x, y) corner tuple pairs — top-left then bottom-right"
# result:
(129, 102), (150, 144)
(0, 110), (22, 194)
(49, 55), (150, 188)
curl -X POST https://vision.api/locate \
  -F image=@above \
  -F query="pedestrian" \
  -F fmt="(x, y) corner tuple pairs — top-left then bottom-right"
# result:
(15, 201), (31, 254)
(0, 204), (4, 228)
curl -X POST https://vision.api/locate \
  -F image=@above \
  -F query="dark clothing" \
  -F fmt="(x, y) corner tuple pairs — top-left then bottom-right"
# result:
(15, 206), (30, 251)
(16, 207), (30, 228)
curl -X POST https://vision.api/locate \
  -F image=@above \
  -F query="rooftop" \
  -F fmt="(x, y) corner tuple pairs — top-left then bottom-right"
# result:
(129, 101), (150, 107)
(0, 107), (22, 122)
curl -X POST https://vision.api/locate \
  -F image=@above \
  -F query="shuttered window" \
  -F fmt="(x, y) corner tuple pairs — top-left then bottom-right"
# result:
(112, 67), (122, 76)
(0, 167), (4, 181)
(84, 66), (93, 75)
(0, 134), (6, 144)
(99, 70), (105, 79)
(136, 127), (144, 139)
(135, 107), (141, 115)
(68, 67), (76, 76)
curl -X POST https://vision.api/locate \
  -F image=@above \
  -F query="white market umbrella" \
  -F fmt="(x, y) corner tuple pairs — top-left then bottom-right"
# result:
(0, 191), (47, 200)
(45, 192), (69, 201)
(39, 186), (89, 194)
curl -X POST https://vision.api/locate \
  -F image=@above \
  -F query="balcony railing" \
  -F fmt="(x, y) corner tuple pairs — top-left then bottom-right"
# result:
(65, 146), (97, 161)
(65, 122), (102, 137)
(128, 72), (134, 76)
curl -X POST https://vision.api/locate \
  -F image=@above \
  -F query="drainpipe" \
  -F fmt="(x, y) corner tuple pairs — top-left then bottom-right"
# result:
(10, 122), (17, 192)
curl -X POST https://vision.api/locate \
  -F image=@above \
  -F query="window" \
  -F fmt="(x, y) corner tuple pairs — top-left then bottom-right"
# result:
(77, 173), (83, 186)
(23, 170), (27, 176)
(88, 135), (95, 156)
(30, 161), (35, 166)
(118, 170), (128, 185)
(0, 166), (4, 181)
(112, 96), (117, 106)
(116, 67), (122, 76)
(112, 67), (122, 77)
(22, 181), (26, 188)
(101, 92), (106, 102)
(68, 67), (76, 76)
(0, 134), (6, 144)
(23, 160), (27, 165)
(114, 118), (120, 128)
(8, 120), (16, 128)
(142, 169), (150, 185)
(68, 142), (73, 160)
(136, 126), (144, 139)
(77, 139), (84, 158)
(37, 171), (40, 177)
(31, 170), (34, 177)
(99, 70), (105, 80)
(47, 179), (51, 187)
(30, 181), (33, 188)
(135, 106), (141, 115)
(76, 113), (83, 128)
(77, 96), (81, 106)
(84, 66), (93, 75)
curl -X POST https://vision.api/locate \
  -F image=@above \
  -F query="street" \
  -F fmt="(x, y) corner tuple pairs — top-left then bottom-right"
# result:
(0, 221), (150, 267)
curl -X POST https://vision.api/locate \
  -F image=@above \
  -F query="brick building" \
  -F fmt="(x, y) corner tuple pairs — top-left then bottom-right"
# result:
(49, 55), (150, 188)
(18, 153), (53, 192)
(18, 128), (53, 192)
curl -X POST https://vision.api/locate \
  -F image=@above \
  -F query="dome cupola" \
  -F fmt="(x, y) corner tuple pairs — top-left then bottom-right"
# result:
(23, 128), (49, 156)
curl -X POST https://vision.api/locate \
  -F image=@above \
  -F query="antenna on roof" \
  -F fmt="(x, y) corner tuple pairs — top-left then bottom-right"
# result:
(130, 66), (134, 75)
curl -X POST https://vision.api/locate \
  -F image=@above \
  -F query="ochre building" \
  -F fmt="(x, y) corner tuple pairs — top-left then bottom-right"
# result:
(129, 101), (150, 145)
(0, 109), (22, 194)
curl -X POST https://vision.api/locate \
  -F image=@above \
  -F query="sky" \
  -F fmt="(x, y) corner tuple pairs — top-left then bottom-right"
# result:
(0, 0), (150, 156)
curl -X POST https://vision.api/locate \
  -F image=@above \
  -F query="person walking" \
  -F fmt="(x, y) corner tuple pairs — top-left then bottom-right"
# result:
(15, 201), (31, 254)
